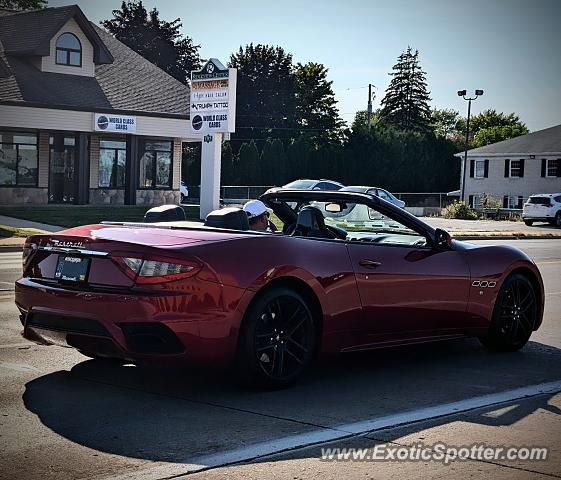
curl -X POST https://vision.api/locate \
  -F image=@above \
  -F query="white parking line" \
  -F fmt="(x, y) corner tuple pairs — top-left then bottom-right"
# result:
(105, 380), (561, 480)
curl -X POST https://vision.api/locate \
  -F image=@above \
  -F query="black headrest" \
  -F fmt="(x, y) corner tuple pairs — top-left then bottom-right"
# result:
(204, 207), (249, 230)
(295, 206), (327, 230)
(144, 204), (186, 223)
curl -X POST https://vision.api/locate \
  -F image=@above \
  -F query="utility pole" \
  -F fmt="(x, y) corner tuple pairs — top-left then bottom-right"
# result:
(367, 83), (373, 132)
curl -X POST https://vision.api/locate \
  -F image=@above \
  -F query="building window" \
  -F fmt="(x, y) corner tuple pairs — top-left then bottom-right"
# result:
(99, 139), (126, 188)
(0, 132), (38, 186)
(55, 32), (82, 67)
(547, 159), (558, 177)
(475, 160), (486, 178)
(509, 159), (521, 177)
(139, 140), (172, 189)
(503, 195), (524, 209)
(471, 195), (482, 209)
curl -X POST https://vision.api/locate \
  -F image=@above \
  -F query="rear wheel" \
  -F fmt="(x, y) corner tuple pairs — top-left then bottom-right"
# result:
(479, 274), (537, 351)
(524, 220), (533, 226)
(236, 287), (317, 388)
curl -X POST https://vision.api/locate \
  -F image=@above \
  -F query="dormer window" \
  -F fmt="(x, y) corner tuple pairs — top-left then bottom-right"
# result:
(55, 33), (82, 67)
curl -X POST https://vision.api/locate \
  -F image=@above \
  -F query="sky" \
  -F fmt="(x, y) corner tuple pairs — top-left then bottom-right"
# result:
(50, 0), (561, 132)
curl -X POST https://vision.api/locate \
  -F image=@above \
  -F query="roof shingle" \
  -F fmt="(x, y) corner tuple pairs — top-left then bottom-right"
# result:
(0, 5), (189, 118)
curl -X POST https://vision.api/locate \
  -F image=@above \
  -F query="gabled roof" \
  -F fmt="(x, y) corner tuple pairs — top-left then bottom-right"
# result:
(0, 5), (113, 64)
(0, 6), (190, 118)
(456, 124), (561, 157)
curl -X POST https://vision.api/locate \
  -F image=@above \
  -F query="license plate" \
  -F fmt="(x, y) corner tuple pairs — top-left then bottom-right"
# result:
(55, 255), (90, 282)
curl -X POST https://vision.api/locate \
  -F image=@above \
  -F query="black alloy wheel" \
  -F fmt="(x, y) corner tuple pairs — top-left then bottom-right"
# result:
(479, 274), (537, 351)
(237, 287), (316, 388)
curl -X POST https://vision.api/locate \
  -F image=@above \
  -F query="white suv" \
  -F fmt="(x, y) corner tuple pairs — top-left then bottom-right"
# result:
(522, 193), (561, 227)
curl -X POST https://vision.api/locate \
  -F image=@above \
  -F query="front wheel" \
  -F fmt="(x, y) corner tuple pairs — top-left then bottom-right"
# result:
(550, 212), (561, 227)
(236, 287), (317, 388)
(479, 274), (537, 352)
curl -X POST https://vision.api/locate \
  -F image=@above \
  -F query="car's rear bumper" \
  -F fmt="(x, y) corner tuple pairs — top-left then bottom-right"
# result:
(522, 215), (555, 220)
(15, 277), (245, 366)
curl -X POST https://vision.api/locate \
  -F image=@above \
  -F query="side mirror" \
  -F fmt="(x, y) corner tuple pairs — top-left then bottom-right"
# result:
(434, 228), (453, 250)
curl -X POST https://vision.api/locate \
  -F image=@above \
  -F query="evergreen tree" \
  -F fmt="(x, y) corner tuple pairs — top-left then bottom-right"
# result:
(221, 141), (236, 185)
(101, 1), (201, 85)
(237, 140), (261, 184)
(380, 47), (432, 132)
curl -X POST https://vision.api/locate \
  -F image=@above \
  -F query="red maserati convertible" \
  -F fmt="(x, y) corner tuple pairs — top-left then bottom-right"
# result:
(15, 189), (544, 387)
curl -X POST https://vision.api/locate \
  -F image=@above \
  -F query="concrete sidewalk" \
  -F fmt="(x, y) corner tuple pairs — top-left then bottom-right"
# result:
(420, 217), (561, 239)
(0, 215), (62, 250)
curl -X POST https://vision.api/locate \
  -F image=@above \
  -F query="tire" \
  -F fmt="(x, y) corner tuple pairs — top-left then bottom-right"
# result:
(524, 220), (533, 226)
(479, 274), (537, 352)
(236, 287), (317, 388)
(552, 212), (561, 227)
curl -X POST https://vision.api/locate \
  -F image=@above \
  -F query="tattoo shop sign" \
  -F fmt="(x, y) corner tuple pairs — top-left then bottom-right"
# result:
(94, 113), (136, 133)
(189, 59), (237, 135)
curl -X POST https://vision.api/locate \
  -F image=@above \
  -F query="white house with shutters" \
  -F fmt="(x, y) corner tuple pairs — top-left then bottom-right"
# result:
(456, 124), (561, 209)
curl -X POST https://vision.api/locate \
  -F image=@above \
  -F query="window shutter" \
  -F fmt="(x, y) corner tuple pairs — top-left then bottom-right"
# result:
(503, 196), (508, 208)
(541, 158), (547, 177)
(519, 159), (525, 178)
(484, 159), (489, 178)
(469, 160), (474, 178)
(557, 159), (561, 177)
(504, 159), (510, 177)
(468, 195), (473, 208)
(517, 196), (523, 209)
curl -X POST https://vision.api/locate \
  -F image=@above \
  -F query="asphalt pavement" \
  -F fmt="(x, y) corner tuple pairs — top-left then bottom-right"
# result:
(0, 239), (560, 479)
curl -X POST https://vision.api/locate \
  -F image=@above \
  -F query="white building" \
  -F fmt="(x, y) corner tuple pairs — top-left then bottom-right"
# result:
(456, 124), (561, 209)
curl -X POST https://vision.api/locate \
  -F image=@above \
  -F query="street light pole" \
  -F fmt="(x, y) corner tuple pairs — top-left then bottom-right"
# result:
(458, 89), (483, 203)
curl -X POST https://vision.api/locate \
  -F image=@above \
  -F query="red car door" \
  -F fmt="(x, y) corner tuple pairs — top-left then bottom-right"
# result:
(346, 240), (471, 343)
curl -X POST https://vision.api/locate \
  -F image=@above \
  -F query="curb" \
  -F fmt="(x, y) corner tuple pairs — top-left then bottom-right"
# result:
(452, 232), (561, 240)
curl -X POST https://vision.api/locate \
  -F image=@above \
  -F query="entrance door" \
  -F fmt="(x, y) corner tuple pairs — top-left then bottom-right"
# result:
(49, 134), (77, 204)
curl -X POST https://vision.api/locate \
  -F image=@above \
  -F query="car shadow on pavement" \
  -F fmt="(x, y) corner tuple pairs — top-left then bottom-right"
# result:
(22, 338), (561, 464)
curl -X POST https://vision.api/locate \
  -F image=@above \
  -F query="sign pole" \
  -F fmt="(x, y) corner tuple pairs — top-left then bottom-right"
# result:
(200, 133), (222, 219)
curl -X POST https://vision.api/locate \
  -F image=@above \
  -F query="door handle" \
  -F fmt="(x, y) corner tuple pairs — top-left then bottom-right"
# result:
(359, 259), (382, 269)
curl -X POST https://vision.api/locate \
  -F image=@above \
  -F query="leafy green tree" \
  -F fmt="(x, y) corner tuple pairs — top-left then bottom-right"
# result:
(380, 47), (432, 132)
(293, 62), (344, 143)
(101, 1), (201, 85)
(351, 109), (382, 132)
(467, 109), (529, 147)
(228, 44), (296, 148)
(0, 0), (46, 9)
(431, 108), (463, 139)
(472, 125), (529, 147)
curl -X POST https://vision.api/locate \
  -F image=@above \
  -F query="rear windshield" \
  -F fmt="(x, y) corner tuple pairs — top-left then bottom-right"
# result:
(529, 197), (551, 205)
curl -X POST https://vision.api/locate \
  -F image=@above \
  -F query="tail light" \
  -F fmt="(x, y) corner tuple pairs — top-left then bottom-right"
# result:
(22, 243), (37, 267)
(114, 255), (202, 284)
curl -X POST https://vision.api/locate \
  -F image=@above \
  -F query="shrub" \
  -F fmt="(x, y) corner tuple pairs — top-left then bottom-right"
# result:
(441, 201), (479, 220)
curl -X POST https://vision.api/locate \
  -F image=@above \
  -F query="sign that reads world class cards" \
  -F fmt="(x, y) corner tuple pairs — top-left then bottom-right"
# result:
(189, 59), (237, 135)
(94, 113), (136, 133)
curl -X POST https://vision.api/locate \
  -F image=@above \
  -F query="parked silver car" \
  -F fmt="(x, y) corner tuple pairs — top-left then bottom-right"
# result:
(281, 179), (345, 191)
(523, 193), (561, 227)
(341, 186), (406, 208)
